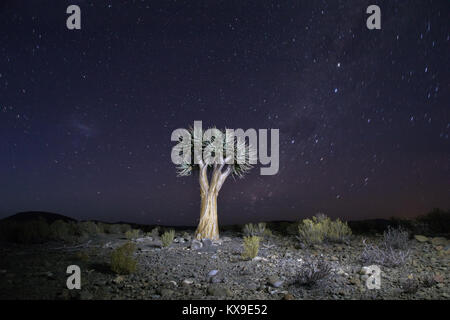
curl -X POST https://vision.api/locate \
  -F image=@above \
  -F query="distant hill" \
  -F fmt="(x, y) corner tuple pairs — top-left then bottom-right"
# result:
(2, 211), (77, 223)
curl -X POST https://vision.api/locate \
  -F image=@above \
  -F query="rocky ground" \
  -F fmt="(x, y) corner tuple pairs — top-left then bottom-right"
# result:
(0, 231), (448, 300)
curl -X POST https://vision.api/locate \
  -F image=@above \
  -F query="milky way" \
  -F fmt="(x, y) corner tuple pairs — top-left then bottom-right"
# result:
(0, 1), (449, 225)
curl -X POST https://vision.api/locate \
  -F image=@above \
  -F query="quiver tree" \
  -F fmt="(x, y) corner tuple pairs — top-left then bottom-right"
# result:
(172, 124), (257, 240)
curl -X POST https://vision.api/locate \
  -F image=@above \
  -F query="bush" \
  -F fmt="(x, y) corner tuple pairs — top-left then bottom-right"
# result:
(119, 224), (132, 234)
(77, 221), (101, 236)
(161, 229), (175, 247)
(360, 240), (410, 267)
(148, 227), (160, 238)
(326, 218), (352, 242)
(102, 223), (123, 234)
(297, 259), (332, 288)
(297, 218), (326, 245)
(125, 229), (141, 240)
(297, 214), (352, 245)
(243, 223), (272, 238)
(241, 236), (260, 260)
(382, 226), (409, 250)
(111, 242), (137, 274)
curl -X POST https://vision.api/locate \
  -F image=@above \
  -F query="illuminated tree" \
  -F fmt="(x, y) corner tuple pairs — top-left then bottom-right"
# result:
(172, 125), (256, 240)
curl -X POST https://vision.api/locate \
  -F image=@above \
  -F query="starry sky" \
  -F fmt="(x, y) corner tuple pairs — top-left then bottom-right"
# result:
(0, 0), (449, 225)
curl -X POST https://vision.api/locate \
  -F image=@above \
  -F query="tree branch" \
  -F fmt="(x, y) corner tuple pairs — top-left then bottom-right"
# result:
(216, 166), (232, 192)
(199, 162), (209, 196)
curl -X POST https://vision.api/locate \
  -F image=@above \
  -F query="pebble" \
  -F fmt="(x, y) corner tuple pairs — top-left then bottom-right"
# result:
(208, 270), (219, 277)
(190, 239), (203, 250)
(182, 278), (194, 286)
(268, 275), (283, 288)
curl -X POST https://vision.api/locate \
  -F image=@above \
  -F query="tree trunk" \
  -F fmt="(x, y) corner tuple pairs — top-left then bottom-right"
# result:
(195, 192), (219, 240)
(194, 160), (232, 240)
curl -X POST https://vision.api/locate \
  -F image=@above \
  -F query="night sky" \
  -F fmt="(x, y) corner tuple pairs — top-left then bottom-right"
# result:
(0, 1), (449, 226)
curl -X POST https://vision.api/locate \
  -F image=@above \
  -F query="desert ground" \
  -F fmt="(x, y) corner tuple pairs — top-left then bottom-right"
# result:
(0, 218), (448, 300)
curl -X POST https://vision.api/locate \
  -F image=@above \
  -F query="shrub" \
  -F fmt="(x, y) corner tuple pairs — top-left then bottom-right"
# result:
(125, 229), (141, 240)
(297, 218), (326, 245)
(360, 240), (410, 267)
(382, 226), (409, 250)
(77, 221), (101, 236)
(102, 223), (123, 234)
(241, 236), (260, 260)
(181, 231), (191, 240)
(111, 242), (137, 274)
(421, 274), (437, 288)
(326, 218), (352, 242)
(243, 223), (272, 238)
(297, 214), (352, 245)
(119, 224), (132, 234)
(297, 259), (332, 288)
(148, 227), (160, 238)
(161, 229), (175, 247)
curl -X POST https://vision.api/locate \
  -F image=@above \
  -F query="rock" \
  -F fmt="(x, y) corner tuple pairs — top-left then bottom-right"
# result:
(431, 237), (447, 246)
(208, 270), (219, 277)
(202, 238), (213, 247)
(267, 275), (283, 288)
(158, 288), (174, 297)
(113, 276), (125, 284)
(190, 239), (203, 250)
(414, 235), (428, 243)
(135, 237), (152, 242)
(207, 284), (232, 297)
(360, 267), (371, 275)
(283, 293), (294, 300)
(246, 283), (258, 290)
(330, 256), (339, 261)
(337, 268), (348, 276)
(253, 256), (268, 262)
(182, 278), (194, 286)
